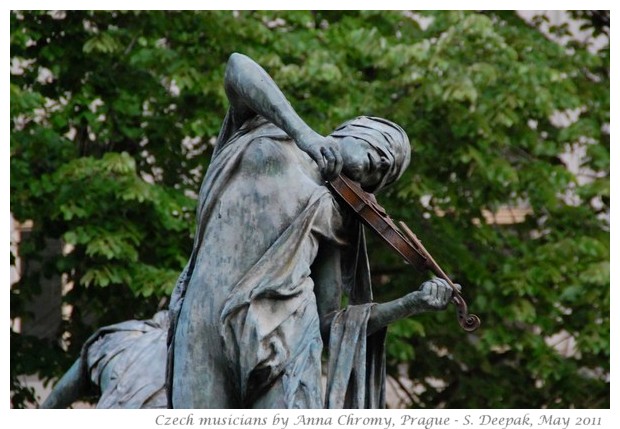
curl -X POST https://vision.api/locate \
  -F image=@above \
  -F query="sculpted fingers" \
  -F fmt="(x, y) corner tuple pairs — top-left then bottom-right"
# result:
(308, 146), (326, 172)
(454, 283), (462, 294)
(436, 278), (454, 307)
(320, 140), (342, 180)
(332, 143), (343, 177)
(298, 134), (342, 180)
(420, 278), (453, 310)
(320, 146), (336, 179)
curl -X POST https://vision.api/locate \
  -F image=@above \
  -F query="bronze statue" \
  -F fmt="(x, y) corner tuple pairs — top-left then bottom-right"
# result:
(42, 53), (464, 410)
(167, 53), (458, 409)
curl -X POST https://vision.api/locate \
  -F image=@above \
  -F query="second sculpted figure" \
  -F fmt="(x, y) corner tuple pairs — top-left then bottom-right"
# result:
(167, 53), (457, 409)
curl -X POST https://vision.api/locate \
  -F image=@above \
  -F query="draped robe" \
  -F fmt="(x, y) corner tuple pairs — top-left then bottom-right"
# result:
(168, 114), (386, 409)
(82, 311), (168, 408)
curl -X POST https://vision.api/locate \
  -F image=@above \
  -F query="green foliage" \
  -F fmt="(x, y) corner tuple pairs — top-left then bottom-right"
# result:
(11, 11), (608, 408)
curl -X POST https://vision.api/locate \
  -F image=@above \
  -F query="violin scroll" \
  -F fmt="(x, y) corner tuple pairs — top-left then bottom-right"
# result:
(452, 294), (482, 332)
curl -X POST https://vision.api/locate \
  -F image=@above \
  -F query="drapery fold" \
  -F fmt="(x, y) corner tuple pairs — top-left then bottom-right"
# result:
(167, 113), (386, 408)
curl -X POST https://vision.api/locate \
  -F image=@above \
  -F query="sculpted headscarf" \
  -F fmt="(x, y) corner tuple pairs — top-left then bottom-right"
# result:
(331, 116), (411, 192)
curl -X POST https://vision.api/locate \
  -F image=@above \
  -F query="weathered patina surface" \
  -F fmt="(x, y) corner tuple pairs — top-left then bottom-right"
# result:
(167, 53), (455, 409)
(41, 53), (455, 410)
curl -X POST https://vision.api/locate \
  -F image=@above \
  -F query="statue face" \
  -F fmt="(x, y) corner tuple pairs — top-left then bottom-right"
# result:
(339, 136), (391, 191)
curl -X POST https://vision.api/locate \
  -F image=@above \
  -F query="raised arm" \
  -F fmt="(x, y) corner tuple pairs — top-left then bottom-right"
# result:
(224, 53), (342, 179)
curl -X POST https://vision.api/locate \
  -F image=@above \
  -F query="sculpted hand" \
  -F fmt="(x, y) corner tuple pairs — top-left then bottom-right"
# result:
(295, 130), (343, 180)
(413, 277), (461, 310)
(368, 277), (461, 334)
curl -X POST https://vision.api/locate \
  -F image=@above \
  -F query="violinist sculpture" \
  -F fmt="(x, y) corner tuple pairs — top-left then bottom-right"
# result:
(167, 53), (476, 409)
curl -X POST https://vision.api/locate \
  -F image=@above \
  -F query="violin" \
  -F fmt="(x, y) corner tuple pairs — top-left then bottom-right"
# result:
(328, 174), (481, 332)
